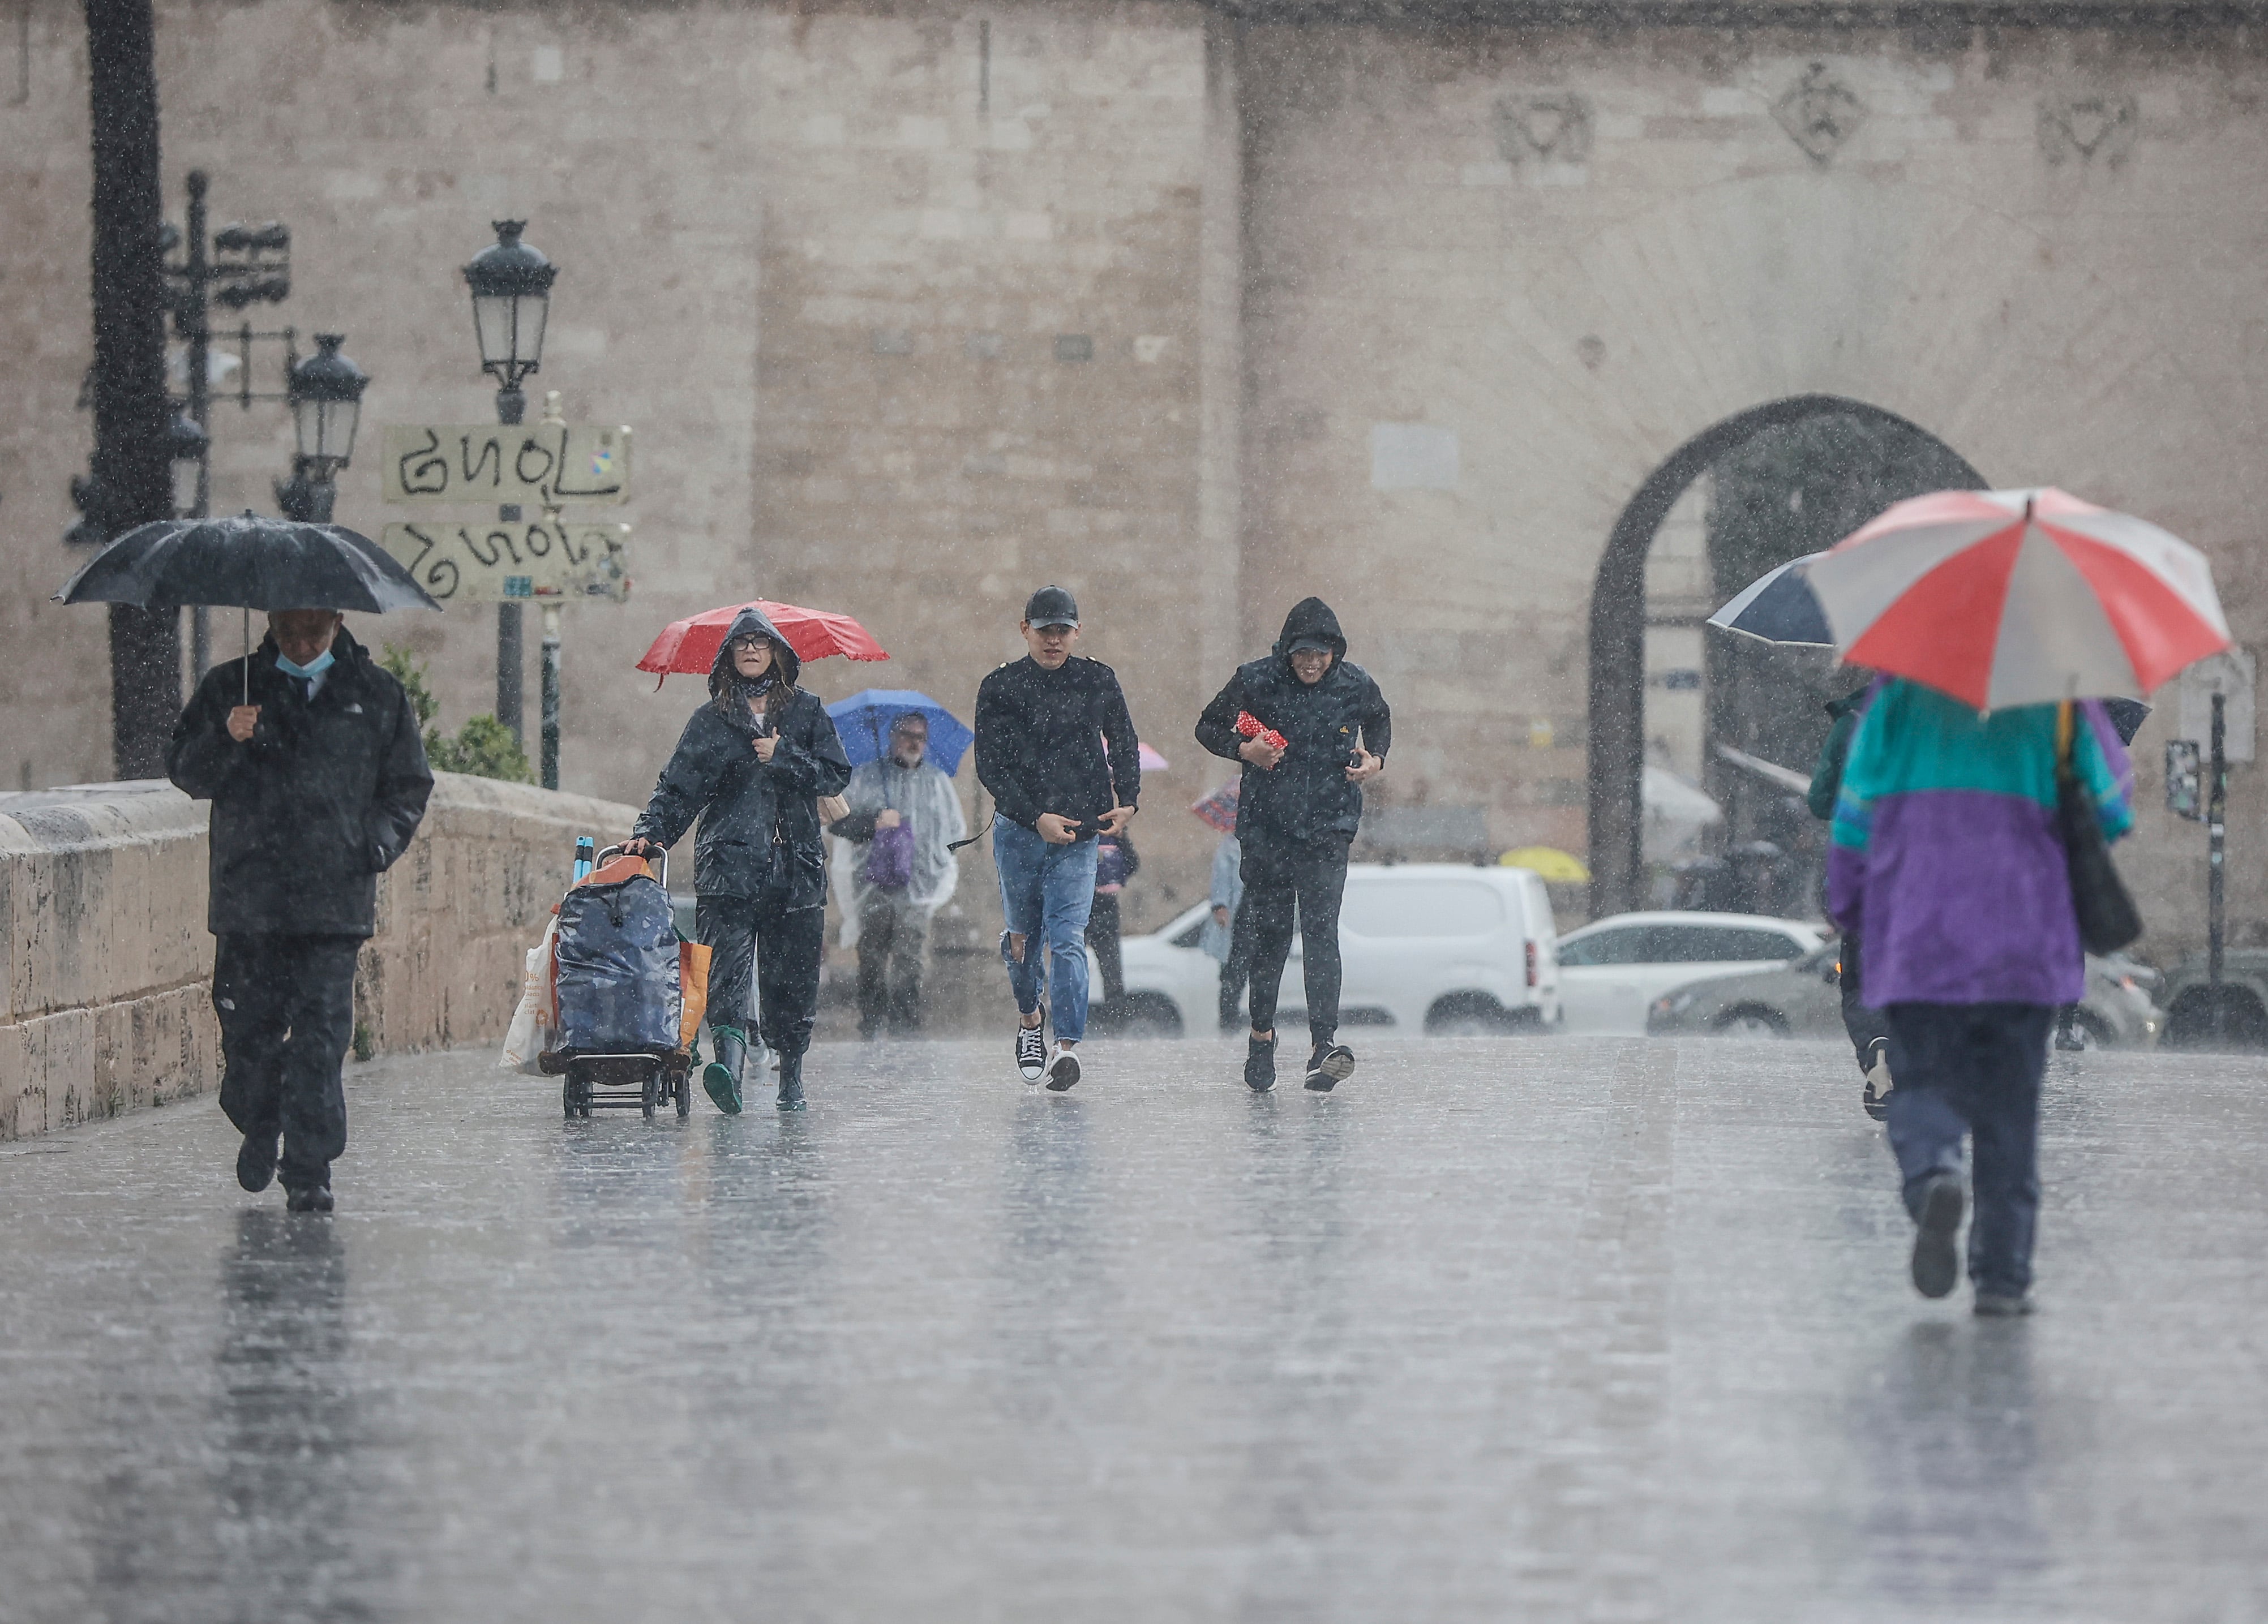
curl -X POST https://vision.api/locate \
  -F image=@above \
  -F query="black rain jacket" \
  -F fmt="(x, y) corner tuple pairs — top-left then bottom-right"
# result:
(631, 606), (853, 908)
(1195, 598), (1392, 845)
(166, 625), (434, 938)
(973, 654), (1141, 840)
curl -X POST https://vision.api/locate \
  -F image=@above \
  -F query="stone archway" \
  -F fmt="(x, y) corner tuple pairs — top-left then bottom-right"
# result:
(1585, 396), (1983, 918)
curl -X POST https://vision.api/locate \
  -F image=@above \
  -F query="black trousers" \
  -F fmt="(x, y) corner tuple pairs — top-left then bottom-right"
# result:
(1839, 934), (1893, 1074)
(213, 933), (362, 1190)
(1244, 831), (1352, 1045)
(699, 893), (826, 1059)
(856, 891), (932, 1037)
(1217, 901), (1255, 1030)
(1088, 893), (1125, 1006)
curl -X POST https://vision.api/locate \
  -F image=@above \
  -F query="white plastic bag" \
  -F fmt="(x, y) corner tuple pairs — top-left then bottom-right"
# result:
(500, 916), (558, 1075)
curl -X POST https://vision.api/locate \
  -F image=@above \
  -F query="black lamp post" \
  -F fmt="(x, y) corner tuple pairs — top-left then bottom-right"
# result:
(274, 333), (367, 523)
(462, 221), (556, 746)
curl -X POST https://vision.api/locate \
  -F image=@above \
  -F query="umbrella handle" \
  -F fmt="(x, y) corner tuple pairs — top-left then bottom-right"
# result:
(242, 607), (251, 706)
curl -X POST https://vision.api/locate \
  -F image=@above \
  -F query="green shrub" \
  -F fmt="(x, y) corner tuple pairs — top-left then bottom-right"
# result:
(381, 645), (534, 784)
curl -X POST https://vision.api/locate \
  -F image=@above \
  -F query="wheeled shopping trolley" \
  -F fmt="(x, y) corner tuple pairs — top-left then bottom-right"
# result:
(539, 845), (708, 1121)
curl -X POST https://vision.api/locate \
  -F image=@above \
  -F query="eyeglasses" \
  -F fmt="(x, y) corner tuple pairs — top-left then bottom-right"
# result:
(730, 635), (769, 652)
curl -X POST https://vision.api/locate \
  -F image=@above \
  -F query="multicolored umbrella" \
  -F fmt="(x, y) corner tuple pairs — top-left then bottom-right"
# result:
(636, 598), (888, 684)
(1808, 488), (2229, 710)
(1190, 780), (1240, 834)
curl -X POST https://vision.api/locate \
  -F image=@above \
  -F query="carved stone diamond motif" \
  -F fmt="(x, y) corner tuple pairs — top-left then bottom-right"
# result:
(1494, 92), (1594, 165)
(1773, 64), (1865, 164)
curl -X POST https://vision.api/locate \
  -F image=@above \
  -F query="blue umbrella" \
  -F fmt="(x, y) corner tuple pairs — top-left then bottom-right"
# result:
(1707, 553), (1833, 647)
(826, 690), (974, 775)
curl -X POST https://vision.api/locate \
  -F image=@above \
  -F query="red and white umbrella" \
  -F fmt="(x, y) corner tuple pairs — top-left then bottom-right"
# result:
(1807, 487), (2230, 710)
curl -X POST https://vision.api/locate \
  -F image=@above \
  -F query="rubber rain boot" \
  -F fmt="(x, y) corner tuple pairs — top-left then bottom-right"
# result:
(704, 1025), (747, 1115)
(777, 1050), (805, 1111)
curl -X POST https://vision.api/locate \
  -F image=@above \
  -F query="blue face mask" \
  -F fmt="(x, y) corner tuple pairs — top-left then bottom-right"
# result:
(276, 648), (336, 681)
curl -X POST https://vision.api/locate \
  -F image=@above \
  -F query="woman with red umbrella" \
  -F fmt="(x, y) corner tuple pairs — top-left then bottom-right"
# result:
(624, 605), (851, 1112)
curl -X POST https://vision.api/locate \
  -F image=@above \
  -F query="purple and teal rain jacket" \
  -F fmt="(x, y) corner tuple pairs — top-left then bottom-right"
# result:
(1827, 678), (2134, 1008)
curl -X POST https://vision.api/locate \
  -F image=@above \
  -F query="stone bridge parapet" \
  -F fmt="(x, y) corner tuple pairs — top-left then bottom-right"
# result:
(0, 775), (637, 1140)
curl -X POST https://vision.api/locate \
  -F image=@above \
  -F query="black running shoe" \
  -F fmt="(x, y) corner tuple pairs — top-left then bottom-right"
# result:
(1974, 1290), (2034, 1317)
(236, 1133), (277, 1193)
(1245, 1035), (1276, 1093)
(1015, 1021), (1047, 1082)
(1910, 1172), (1963, 1299)
(1045, 1050), (1082, 1092)
(1305, 1042), (1356, 1092)
(285, 1184), (334, 1215)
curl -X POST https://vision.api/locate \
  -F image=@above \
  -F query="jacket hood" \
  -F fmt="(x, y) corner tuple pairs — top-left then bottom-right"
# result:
(709, 604), (803, 695)
(1271, 597), (1347, 665)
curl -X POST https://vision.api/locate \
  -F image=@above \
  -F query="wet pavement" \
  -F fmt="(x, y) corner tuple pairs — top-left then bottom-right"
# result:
(2, 1034), (2264, 1623)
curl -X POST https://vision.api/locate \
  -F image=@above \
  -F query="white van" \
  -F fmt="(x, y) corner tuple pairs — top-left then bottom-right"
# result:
(1114, 862), (1560, 1036)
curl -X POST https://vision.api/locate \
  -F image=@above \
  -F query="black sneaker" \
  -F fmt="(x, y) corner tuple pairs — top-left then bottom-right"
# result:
(1910, 1172), (1963, 1299)
(1305, 1042), (1356, 1092)
(1974, 1290), (2034, 1317)
(285, 1184), (334, 1215)
(1245, 1035), (1276, 1093)
(236, 1133), (278, 1193)
(1045, 1049), (1082, 1092)
(1015, 1021), (1048, 1082)
(1862, 1039), (1894, 1122)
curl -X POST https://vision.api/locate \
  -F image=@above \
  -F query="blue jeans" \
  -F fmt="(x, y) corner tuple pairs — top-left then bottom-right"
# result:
(994, 819), (1099, 1042)
(1884, 1002), (2053, 1298)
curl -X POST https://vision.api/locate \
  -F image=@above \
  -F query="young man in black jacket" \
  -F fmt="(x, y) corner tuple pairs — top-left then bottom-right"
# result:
(167, 611), (433, 1211)
(973, 586), (1141, 1091)
(1195, 598), (1390, 1092)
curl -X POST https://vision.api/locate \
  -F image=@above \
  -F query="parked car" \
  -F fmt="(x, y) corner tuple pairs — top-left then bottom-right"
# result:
(1646, 943), (2163, 1047)
(1114, 862), (1560, 1037)
(1554, 910), (1825, 1034)
(2156, 950), (2267, 1049)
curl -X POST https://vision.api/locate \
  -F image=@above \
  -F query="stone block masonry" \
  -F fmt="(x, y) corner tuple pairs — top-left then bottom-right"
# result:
(0, 775), (639, 1140)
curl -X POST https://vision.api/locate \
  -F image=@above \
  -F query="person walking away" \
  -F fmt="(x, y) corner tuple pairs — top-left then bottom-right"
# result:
(624, 607), (851, 1111)
(973, 585), (1141, 1092)
(166, 610), (432, 1213)
(1087, 830), (1140, 1018)
(1200, 828), (1250, 1033)
(1195, 598), (1390, 1092)
(829, 711), (966, 1038)
(1828, 678), (2132, 1315)
(1807, 678), (1896, 1119)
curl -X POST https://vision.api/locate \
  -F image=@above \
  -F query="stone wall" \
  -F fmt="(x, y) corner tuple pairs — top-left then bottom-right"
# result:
(0, 774), (637, 1140)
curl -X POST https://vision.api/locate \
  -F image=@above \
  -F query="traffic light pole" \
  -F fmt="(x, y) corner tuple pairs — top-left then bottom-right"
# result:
(2209, 691), (2228, 1045)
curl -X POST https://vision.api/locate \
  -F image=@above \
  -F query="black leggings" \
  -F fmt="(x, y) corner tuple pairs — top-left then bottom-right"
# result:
(1243, 832), (1352, 1045)
(698, 893), (827, 1058)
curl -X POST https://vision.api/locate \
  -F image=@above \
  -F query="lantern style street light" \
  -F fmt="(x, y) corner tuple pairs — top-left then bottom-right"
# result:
(167, 409), (209, 518)
(275, 333), (367, 523)
(464, 220), (559, 748)
(462, 220), (555, 426)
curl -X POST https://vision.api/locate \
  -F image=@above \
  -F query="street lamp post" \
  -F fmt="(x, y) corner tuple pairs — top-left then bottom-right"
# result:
(274, 334), (368, 523)
(462, 221), (556, 750)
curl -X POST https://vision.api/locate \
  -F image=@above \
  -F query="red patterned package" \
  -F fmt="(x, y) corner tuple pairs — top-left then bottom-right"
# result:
(1234, 711), (1288, 752)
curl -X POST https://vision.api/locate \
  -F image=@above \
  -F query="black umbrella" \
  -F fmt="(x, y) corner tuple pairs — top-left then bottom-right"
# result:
(54, 512), (441, 701)
(1705, 552), (1833, 647)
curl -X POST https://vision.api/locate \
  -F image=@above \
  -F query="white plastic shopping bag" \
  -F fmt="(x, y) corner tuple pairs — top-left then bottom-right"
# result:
(500, 916), (558, 1075)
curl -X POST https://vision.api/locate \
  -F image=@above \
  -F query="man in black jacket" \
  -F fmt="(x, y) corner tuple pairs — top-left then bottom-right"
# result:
(1196, 598), (1390, 1092)
(168, 612), (432, 1211)
(973, 585), (1141, 1092)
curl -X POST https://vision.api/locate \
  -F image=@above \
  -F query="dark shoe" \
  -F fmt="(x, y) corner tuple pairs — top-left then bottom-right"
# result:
(1910, 1172), (1965, 1300)
(777, 1051), (806, 1111)
(236, 1133), (278, 1193)
(704, 1025), (747, 1115)
(1015, 1020), (1048, 1082)
(1305, 1042), (1356, 1092)
(1862, 1039), (1894, 1122)
(1245, 1035), (1276, 1093)
(1974, 1290), (2035, 1317)
(284, 1184), (334, 1214)
(1045, 1049), (1082, 1092)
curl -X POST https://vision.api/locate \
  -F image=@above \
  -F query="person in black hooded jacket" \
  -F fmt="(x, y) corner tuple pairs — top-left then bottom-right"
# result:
(624, 605), (851, 1111)
(1196, 598), (1390, 1093)
(167, 611), (433, 1213)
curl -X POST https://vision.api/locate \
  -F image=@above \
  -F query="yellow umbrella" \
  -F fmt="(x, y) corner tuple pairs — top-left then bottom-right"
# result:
(1499, 847), (1590, 884)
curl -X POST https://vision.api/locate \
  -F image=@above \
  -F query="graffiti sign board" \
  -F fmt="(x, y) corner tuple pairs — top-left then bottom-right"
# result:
(379, 423), (632, 507)
(379, 521), (632, 604)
